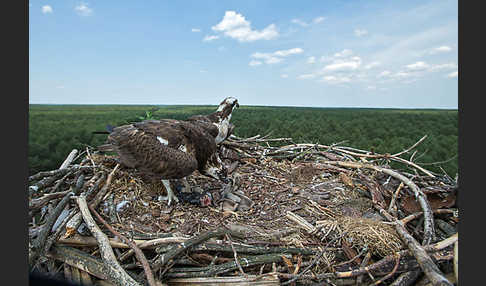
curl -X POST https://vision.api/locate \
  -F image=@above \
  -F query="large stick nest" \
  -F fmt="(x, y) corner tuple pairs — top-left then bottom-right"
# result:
(28, 133), (459, 285)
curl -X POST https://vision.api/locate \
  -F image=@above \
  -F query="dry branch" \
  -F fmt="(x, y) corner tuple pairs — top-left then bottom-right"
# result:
(88, 203), (157, 286)
(76, 195), (141, 286)
(49, 245), (110, 280)
(389, 269), (422, 286)
(167, 274), (280, 285)
(152, 227), (233, 273)
(30, 191), (74, 268)
(376, 207), (453, 286)
(166, 254), (287, 278)
(59, 149), (78, 170)
(58, 235), (188, 249)
(65, 165), (118, 237)
(322, 160), (436, 245)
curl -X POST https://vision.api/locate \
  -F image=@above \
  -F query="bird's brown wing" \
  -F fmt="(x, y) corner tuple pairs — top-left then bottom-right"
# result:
(186, 115), (219, 138)
(107, 123), (198, 179)
(132, 120), (186, 149)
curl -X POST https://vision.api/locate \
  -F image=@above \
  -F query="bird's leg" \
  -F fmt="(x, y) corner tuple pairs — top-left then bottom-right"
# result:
(159, 179), (179, 206)
(181, 177), (191, 193)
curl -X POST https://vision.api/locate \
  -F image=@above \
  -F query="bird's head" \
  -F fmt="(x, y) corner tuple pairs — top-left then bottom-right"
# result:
(200, 151), (229, 182)
(209, 97), (239, 144)
(200, 192), (213, 207)
(216, 97), (239, 114)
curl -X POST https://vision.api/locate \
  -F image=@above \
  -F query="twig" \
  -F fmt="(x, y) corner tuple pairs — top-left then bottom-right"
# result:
(88, 203), (157, 286)
(392, 135), (428, 157)
(29, 169), (72, 196)
(59, 235), (188, 250)
(166, 254), (287, 278)
(76, 195), (141, 286)
(152, 227), (232, 273)
(281, 232), (346, 285)
(226, 233), (247, 277)
(454, 240), (458, 283)
(376, 207), (453, 286)
(388, 182), (404, 215)
(322, 160), (436, 245)
(400, 209), (457, 225)
(59, 149), (78, 169)
(44, 208), (78, 257)
(30, 191), (74, 268)
(356, 252), (372, 285)
(49, 245), (110, 280)
(370, 253), (401, 285)
(86, 147), (96, 168)
(389, 269), (422, 286)
(29, 190), (72, 211)
(65, 164), (118, 237)
(29, 168), (71, 184)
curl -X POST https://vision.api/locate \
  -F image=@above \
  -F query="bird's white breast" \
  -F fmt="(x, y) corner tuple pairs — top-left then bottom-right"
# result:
(157, 136), (169, 145)
(214, 116), (231, 144)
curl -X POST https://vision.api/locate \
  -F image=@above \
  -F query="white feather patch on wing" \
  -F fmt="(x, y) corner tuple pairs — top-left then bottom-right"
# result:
(178, 144), (187, 153)
(157, 136), (169, 145)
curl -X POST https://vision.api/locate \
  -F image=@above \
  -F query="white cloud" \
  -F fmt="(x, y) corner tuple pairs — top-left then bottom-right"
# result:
(203, 35), (219, 42)
(364, 61), (381, 69)
(393, 71), (413, 78)
(321, 75), (351, 84)
(273, 48), (304, 57)
(430, 45), (452, 54)
(307, 56), (316, 64)
(323, 61), (360, 72)
(406, 61), (429, 71)
(298, 74), (317, 79)
(428, 63), (457, 71)
(334, 49), (353, 58)
(251, 53), (282, 64)
(323, 56), (361, 72)
(41, 5), (53, 14)
(280, 74), (289, 78)
(299, 49), (363, 82)
(313, 16), (325, 24)
(250, 48), (303, 65)
(447, 71), (458, 78)
(75, 3), (93, 16)
(319, 56), (332, 63)
(249, 60), (262, 66)
(354, 29), (368, 37)
(212, 11), (278, 42)
(191, 28), (201, 33)
(377, 70), (391, 78)
(291, 19), (309, 27)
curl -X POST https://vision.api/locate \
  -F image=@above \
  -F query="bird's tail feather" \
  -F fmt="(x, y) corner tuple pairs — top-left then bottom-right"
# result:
(97, 144), (114, 152)
(92, 124), (115, 135)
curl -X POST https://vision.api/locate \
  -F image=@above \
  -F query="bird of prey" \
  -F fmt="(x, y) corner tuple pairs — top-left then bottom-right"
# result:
(96, 97), (239, 206)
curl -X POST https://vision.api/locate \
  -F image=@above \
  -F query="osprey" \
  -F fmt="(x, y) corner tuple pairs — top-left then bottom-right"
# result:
(97, 97), (239, 206)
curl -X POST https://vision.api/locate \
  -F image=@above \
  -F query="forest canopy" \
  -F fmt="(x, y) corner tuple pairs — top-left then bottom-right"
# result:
(28, 104), (458, 177)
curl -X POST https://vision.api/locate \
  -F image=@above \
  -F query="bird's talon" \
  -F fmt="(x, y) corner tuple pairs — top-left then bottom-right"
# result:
(158, 194), (179, 206)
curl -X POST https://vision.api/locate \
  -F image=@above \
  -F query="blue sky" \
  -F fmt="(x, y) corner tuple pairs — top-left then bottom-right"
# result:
(29, 0), (458, 108)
